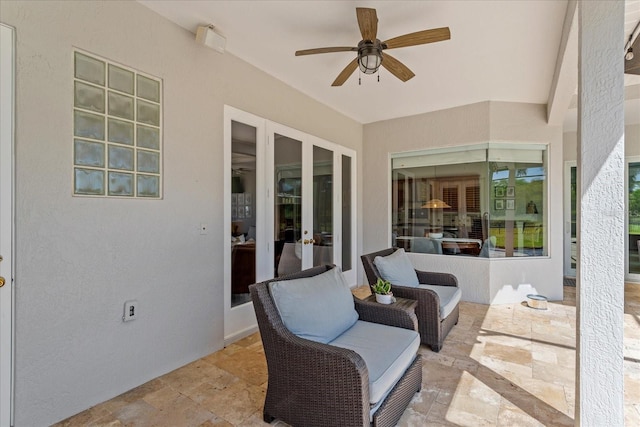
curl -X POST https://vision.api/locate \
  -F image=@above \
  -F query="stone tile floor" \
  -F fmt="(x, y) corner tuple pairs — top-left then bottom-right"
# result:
(56, 283), (640, 427)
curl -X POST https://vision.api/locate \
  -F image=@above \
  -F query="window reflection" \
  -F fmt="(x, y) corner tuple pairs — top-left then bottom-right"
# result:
(342, 155), (352, 271)
(274, 135), (303, 277)
(391, 144), (548, 258)
(313, 146), (333, 267)
(231, 121), (257, 307)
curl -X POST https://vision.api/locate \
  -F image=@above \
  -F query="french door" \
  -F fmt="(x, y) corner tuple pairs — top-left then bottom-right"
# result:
(224, 107), (356, 343)
(270, 123), (355, 281)
(627, 158), (640, 282)
(565, 159), (640, 282)
(566, 159), (640, 282)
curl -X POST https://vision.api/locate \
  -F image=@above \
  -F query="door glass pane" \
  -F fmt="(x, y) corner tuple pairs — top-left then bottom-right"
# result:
(629, 162), (640, 274)
(313, 146), (333, 267)
(275, 134), (302, 277)
(342, 155), (352, 271)
(571, 166), (577, 271)
(231, 121), (256, 307)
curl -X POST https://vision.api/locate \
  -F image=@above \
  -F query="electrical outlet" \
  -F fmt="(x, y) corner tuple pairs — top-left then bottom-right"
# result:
(200, 223), (208, 235)
(123, 300), (138, 322)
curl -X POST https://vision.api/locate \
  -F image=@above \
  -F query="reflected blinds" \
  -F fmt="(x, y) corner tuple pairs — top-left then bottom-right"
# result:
(466, 185), (480, 212)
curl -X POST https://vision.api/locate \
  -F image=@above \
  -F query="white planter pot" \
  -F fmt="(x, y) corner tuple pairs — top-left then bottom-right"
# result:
(375, 293), (394, 304)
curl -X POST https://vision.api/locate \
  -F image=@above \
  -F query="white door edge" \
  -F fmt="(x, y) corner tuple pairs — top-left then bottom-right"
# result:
(0, 22), (15, 427)
(626, 156), (640, 282)
(223, 106), (262, 342)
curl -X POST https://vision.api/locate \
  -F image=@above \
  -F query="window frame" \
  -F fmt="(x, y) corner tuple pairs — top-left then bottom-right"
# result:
(390, 142), (548, 258)
(72, 49), (163, 198)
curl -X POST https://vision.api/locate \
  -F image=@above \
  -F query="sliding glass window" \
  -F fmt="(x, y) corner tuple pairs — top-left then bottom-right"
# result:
(391, 143), (548, 258)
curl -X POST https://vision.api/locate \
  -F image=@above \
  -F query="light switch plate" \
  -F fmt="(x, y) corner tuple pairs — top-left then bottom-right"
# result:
(123, 300), (138, 321)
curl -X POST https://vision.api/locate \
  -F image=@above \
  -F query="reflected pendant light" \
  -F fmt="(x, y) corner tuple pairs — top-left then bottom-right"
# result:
(422, 199), (451, 209)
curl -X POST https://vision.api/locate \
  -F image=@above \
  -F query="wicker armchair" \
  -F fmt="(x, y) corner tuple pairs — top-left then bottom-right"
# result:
(361, 248), (460, 352)
(249, 264), (422, 427)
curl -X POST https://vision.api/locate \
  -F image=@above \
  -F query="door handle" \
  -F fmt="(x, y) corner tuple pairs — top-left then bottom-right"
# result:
(303, 239), (316, 245)
(0, 255), (5, 286)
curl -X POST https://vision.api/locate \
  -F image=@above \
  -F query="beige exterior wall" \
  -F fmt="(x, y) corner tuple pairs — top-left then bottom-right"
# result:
(564, 123), (640, 160)
(1, 1), (362, 425)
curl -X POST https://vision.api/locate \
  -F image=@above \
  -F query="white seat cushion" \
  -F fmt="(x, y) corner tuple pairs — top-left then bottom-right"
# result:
(329, 320), (420, 405)
(418, 284), (462, 319)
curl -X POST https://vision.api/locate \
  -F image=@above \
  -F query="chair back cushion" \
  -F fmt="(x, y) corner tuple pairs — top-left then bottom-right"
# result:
(269, 267), (358, 343)
(373, 248), (419, 287)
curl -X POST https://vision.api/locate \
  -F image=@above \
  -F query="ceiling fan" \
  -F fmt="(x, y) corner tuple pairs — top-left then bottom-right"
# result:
(295, 7), (450, 86)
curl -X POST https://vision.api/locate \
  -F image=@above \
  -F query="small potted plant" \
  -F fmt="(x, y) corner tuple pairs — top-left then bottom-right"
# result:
(372, 278), (395, 304)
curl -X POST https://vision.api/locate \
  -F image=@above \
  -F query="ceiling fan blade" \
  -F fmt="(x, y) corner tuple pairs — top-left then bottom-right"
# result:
(332, 58), (359, 86)
(384, 27), (451, 50)
(356, 7), (378, 41)
(295, 46), (357, 56)
(381, 53), (415, 82)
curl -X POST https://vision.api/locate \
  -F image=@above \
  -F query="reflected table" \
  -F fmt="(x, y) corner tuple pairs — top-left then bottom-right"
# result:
(439, 238), (482, 255)
(396, 236), (482, 256)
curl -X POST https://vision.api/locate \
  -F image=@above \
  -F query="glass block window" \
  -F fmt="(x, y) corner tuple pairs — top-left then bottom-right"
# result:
(73, 51), (162, 198)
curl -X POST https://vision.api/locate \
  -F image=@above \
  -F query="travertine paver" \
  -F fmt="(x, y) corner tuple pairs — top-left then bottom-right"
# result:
(54, 283), (640, 427)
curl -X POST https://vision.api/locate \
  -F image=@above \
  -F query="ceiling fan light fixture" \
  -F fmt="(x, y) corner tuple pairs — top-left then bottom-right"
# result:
(357, 41), (382, 74)
(625, 47), (634, 61)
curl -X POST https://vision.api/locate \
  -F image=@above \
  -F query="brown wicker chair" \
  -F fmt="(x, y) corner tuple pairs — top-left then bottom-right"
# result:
(249, 264), (422, 427)
(361, 248), (460, 352)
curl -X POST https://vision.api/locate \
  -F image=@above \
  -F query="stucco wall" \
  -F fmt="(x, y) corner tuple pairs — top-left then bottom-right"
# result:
(1, 1), (362, 425)
(362, 101), (564, 304)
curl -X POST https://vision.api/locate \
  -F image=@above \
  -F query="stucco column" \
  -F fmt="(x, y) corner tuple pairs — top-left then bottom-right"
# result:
(576, 1), (625, 425)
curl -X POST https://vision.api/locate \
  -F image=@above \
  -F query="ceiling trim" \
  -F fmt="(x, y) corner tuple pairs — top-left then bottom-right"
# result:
(547, 0), (578, 125)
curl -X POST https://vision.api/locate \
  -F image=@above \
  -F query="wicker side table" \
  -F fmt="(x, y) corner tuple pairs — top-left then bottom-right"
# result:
(364, 295), (418, 331)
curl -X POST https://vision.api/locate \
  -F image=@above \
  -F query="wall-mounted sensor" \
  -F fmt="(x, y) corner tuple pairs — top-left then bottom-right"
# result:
(196, 25), (226, 53)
